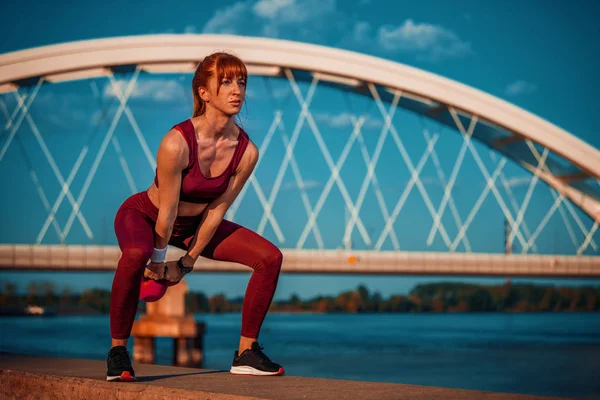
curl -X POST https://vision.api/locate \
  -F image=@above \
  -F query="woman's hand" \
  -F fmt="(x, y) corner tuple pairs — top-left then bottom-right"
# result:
(163, 258), (194, 283)
(143, 258), (192, 284)
(144, 261), (167, 280)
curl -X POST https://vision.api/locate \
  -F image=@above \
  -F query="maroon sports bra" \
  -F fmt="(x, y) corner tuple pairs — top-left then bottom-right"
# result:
(154, 119), (249, 204)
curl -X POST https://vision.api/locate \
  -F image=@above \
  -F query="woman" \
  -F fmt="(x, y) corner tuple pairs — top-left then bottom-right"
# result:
(107, 52), (284, 382)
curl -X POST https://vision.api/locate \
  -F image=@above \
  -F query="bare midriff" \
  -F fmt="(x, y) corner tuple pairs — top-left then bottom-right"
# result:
(146, 184), (209, 217)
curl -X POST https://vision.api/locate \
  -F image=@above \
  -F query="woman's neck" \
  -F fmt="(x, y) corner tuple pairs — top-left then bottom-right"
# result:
(194, 109), (237, 140)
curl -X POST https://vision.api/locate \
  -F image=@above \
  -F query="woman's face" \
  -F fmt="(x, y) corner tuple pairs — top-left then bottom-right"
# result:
(201, 73), (246, 116)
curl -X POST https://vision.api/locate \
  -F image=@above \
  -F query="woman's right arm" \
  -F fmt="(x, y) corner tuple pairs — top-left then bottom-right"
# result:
(154, 129), (188, 249)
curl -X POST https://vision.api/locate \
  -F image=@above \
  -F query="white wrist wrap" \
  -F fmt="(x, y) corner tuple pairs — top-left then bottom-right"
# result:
(150, 246), (167, 263)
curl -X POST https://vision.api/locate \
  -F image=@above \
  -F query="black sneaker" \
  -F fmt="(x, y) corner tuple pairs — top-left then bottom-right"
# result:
(230, 342), (285, 376)
(106, 346), (136, 382)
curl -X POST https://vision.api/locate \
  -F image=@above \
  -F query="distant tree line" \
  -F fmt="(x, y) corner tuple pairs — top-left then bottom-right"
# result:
(0, 283), (144, 315)
(266, 282), (600, 313)
(1, 281), (599, 315)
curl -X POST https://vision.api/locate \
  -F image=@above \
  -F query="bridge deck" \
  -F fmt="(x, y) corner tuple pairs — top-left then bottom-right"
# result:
(0, 353), (572, 400)
(1, 244), (599, 277)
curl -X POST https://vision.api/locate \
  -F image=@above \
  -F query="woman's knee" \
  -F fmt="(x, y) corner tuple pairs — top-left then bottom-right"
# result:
(260, 246), (283, 277)
(119, 246), (153, 269)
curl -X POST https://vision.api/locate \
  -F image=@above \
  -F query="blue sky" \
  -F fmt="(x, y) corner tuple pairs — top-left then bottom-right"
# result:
(1, 0), (599, 298)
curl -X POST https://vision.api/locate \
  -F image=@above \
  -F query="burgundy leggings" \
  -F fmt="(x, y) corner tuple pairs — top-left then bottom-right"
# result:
(110, 191), (282, 339)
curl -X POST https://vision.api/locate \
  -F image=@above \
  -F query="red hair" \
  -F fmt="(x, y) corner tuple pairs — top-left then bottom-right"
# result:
(192, 52), (248, 117)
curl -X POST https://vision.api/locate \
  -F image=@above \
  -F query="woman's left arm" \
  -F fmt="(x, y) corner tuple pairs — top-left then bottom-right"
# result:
(181, 141), (259, 266)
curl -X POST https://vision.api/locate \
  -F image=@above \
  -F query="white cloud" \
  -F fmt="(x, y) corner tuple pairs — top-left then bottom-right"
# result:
(253, 0), (334, 24)
(202, 1), (250, 34)
(253, 0), (294, 19)
(317, 112), (352, 128)
(505, 176), (532, 187)
(203, 0), (337, 39)
(315, 112), (382, 129)
(282, 179), (321, 190)
(352, 21), (372, 45)
(255, 0), (336, 37)
(103, 79), (185, 102)
(377, 19), (472, 61)
(505, 80), (537, 97)
(202, 3), (472, 62)
(184, 24), (197, 34)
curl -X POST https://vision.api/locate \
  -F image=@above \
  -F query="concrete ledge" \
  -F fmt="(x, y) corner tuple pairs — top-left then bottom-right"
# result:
(0, 353), (577, 400)
(1, 370), (256, 400)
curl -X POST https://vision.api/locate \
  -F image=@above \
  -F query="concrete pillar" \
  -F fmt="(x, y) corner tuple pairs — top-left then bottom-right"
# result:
(132, 279), (204, 367)
(133, 336), (155, 364)
(173, 337), (190, 366)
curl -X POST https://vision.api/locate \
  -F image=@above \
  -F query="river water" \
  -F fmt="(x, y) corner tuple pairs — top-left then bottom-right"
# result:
(2, 312), (599, 398)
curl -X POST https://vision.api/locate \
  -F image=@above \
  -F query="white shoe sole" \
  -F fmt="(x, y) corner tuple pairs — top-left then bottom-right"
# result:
(106, 371), (136, 382)
(230, 365), (285, 376)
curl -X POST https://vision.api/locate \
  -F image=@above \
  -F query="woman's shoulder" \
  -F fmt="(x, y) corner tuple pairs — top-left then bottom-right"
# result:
(165, 119), (195, 142)
(172, 118), (194, 135)
(160, 123), (190, 154)
(235, 124), (249, 140)
(240, 135), (259, 167)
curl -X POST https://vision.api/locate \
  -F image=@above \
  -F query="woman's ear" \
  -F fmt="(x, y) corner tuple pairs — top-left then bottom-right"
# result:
(199, 87), (208, 102)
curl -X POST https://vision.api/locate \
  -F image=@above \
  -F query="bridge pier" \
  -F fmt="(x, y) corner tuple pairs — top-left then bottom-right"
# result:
(131, 279), (205, 367)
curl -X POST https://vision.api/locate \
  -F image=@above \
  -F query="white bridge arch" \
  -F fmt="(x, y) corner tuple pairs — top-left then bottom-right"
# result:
(0, 34), (599, 275)
(1, 34), (599, 222)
